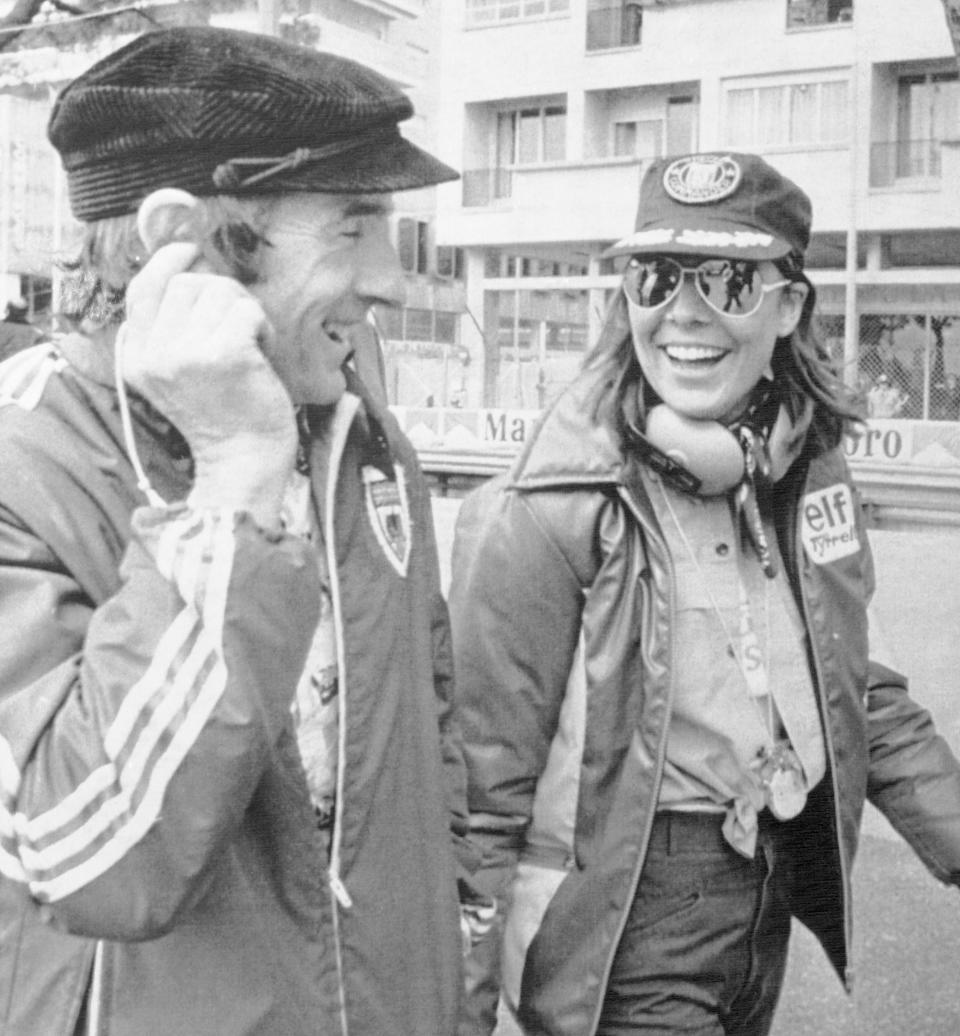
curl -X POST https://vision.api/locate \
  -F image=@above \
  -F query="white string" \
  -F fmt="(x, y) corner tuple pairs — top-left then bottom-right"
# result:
(657, 479), (776, 740)
(114, 324), (167, 508)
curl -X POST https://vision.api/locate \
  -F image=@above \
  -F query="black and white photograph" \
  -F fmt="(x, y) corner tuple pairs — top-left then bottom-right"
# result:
(1, 2), (960, 1034)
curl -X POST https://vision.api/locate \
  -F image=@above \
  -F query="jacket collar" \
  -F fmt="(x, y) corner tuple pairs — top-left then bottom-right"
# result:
(511, 366), (628, 491)
(54, 329), (369, 493)
(55, 330), (114, 387)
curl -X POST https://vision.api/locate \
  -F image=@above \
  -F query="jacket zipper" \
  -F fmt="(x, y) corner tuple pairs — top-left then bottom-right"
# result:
(86, 941), (103, 1036)
(586, 482), (677, 1036)
(319, 394), (360, 1036)
(794, 540), (854, 992)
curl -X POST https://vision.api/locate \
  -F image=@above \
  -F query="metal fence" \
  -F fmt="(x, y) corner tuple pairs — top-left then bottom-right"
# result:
(857, 312), (960, 421)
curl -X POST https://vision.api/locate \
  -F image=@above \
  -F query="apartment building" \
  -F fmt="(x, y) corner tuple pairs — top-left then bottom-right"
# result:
(410, 0), (960, 470)
(0, 0), (458, 374)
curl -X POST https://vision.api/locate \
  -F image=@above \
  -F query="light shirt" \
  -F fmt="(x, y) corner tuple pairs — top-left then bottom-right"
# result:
(649, 472), (826, 857)
(282, 471), (339, 827)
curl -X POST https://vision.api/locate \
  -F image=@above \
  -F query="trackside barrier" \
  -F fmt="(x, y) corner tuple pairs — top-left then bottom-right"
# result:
(852, 463), (960, 529)
(418, 447), (960, 530)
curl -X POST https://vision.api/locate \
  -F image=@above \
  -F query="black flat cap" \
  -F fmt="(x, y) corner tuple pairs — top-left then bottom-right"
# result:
(48, 26), (459, 222)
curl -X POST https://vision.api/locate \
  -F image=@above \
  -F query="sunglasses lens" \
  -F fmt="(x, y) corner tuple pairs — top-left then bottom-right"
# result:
(624, 257), (683, 308)
(624, 257), (766, 316)
(696, 260), (764, 316)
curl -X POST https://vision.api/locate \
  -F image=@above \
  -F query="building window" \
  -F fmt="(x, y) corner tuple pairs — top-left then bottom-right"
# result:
(397, 218), (430, 274)
(724, 78), (849, 149)
(463, 100), (565, 206)
(666, 95), (698, 154)
(786, 0), (853, 28)
(882, 230), (960, 268)
(896, 73), (960, 179)
(613, 119), (664, 159)
(466, 0), (570, 28)
(435, 312), (458, 343)
(378, 307), (459, 345)
(586, 0), (642, 51)
(804, 232), (866, 270)
(488, 288), (590, 409)
(436, 245), (465, 280)
(405, 308), (434, 342)
(498, 105), (567, 166)
(858, 313), (960, 421)
(295, 0), (390, 39)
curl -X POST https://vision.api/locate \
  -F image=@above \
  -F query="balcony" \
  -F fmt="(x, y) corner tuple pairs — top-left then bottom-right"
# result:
(466, 0), (570, 29)
(871, 139), (946, 187)
(448, 159), (646, 245)
(296, 15), (427, 86)
(586, 2), (643, 51)
(352, 0), (423, 17)
(462, 168), (515, 207)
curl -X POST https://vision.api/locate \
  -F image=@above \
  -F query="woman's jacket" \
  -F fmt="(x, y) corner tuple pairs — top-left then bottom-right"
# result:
(450, 368), (960, 1036)
(0, 338), (470, 1035)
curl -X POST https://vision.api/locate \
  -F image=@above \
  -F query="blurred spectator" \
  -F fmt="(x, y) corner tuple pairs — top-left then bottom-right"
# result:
(948, 374), (960, 419)
(0, 297), (41, 362)
(867, 372), (908, 418)
(860, 336), (911, 401)
(929, 374), (960, 421)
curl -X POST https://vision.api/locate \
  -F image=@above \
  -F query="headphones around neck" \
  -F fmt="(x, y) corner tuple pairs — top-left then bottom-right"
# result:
(641, 404), (746, 496)
(636, 380), (798, 497)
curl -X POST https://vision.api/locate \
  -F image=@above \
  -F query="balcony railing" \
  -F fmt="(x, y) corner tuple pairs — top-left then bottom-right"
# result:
(466, 0), (570, 28)
(870, 139), (945, 187)
(462, 168), (515, 207)
(786, 0), (853, 28)
(586, 3), (643, 51)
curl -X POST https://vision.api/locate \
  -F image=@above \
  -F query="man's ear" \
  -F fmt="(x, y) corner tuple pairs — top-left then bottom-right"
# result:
(776, 280), (808, 339)
(136, 188), (204, 256)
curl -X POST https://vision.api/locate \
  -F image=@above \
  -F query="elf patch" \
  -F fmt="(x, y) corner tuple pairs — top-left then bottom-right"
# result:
(801, 484), (860, 564)
(362, 464), (411, 577)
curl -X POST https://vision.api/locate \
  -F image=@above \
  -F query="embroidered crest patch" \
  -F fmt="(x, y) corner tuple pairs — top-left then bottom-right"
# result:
(362, 464), (411, 577)
(801, 483), (860, 564)
(663, 154), (742, 205)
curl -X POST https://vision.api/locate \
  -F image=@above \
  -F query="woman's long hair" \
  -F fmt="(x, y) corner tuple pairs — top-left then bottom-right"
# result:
(583, 255), (864, 459)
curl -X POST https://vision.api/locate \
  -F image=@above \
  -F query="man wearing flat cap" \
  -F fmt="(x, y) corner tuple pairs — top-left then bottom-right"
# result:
(0, 26), (483, 1035)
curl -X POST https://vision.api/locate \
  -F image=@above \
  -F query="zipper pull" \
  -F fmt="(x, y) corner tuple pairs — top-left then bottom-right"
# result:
(329, 870), (353, 908)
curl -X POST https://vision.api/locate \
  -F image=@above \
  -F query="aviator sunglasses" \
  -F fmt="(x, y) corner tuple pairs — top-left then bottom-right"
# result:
(622, 256), (790, 318)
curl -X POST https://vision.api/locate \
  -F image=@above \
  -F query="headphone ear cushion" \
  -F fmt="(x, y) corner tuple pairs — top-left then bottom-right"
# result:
(645, 405), (745, 496)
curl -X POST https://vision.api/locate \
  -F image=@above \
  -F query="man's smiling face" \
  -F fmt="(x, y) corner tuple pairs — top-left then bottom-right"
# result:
(250, 192), (405, 406)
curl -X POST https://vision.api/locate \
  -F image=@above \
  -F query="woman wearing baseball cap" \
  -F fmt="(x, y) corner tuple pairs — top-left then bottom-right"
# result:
(450, 152), (960, 1035)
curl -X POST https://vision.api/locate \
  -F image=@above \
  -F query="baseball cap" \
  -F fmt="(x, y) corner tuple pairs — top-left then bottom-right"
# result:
(48, 26), (459, 222)
(603, 152), (812, 261)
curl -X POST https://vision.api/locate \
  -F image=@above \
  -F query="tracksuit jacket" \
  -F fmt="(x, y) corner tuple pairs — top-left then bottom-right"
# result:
(0, 336), (469, 1035)
(450, 368), (960, 1036)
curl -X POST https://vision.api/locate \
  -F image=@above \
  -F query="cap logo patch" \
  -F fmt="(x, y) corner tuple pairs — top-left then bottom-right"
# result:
(663, 154), (742, 205)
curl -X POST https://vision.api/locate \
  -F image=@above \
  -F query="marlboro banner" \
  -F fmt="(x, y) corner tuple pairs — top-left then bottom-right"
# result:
(392, 406), (960, 470)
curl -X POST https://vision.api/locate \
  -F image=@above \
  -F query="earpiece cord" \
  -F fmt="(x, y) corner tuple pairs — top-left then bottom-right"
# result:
(114, 324), (167, 508)
(657, 480), (777, 743)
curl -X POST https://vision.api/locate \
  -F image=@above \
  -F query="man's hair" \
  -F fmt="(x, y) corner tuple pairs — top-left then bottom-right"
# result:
(59, 195), (276, 329)
(583, 258), (863, 458)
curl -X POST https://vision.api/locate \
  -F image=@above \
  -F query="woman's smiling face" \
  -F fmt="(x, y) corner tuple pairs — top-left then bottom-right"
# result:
(625, 255), (806, 423)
